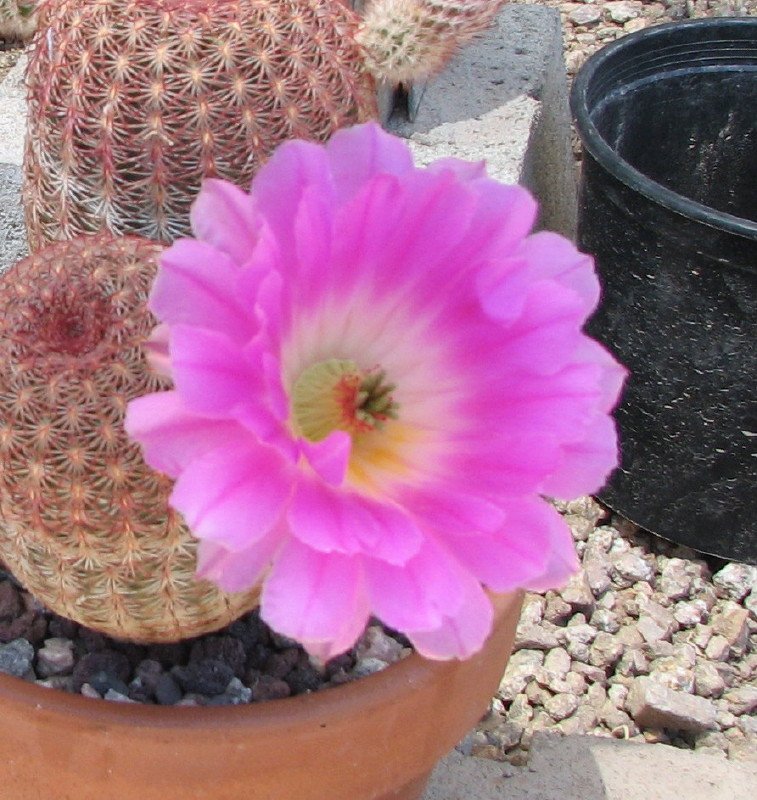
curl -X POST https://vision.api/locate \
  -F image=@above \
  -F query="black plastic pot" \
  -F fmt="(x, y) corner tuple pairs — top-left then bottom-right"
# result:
(571, 18), (757, 564)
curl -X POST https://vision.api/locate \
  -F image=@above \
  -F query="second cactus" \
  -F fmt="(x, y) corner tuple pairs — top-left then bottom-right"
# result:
(24, 0), (378, 246)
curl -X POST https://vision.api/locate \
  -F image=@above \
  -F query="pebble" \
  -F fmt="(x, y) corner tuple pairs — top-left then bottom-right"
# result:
(154, 673), (183, 705)
(545, 692), (580, 721)
(569, 6), (603, 24)
(693, 661), (726, 698)
(626, 676), (717, 733)
(71, 650), (131, 693)
(612, 553), (655, 586)
(0, 638), (34, 678)
(35, 637), (75, 678)
(172, 659), (235, 696)
(712, 564), (757, 602)
(722, 685), (757, 716)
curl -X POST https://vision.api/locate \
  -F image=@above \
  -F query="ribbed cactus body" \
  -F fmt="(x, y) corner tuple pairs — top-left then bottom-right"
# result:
(0, 234), (260, 642)
(0, 0), (36, 40)
(357, 0), (507, 84)
(24, 0), (377, 246)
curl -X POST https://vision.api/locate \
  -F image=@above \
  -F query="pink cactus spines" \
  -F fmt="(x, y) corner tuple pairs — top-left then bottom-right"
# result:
(0, 234), (260, 642)
(23, 0), (378, 246)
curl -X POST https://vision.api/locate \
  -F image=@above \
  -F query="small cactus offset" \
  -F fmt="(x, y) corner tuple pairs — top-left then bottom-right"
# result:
(356, 0), (508, 85)
(0, 0), (37, 40)
(23, 0), (377, 246)
(0, 234), (260, 642)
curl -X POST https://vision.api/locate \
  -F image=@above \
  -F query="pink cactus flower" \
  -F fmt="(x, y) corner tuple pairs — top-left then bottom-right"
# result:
(126, 122), (625, 661)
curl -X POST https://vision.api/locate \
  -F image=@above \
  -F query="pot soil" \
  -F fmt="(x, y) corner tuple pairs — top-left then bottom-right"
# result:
(0, 592), (522, 800)
(570, 18), (757, 564)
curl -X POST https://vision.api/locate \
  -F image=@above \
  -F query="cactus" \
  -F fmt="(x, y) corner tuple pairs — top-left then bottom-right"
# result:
(0, 0), (36, 40)
(23, 0), (378, 247)
(356, 0), (507, 84)
(0, 234), (260, 642)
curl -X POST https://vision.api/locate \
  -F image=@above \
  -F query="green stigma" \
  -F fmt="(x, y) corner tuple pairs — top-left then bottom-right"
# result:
(292, 358), (399, 443)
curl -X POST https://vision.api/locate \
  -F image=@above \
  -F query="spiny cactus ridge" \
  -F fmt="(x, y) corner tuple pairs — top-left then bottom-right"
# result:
(356, 0), (508, 85)
(0, 234), (260, 642)
(24, 0), (378, 247)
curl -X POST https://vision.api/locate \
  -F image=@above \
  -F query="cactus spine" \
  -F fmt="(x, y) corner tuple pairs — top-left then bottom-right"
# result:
(0, 234), (260, 642)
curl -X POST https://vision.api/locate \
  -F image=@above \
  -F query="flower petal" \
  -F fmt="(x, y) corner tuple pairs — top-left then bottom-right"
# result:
(151, 239), (256, 342)
(524, 506), (580, 592)
(125, 390), (248, 479)
(261, 538), (370, 660)
(288, 477), (423, 564)
(170, 441), (292, 551)
(406, 578), (494, 661)
(190, 179), (261, 264)
(325, 121), (414, 203)
(363, 538), (468, 632)
(300, 431), (351, 486)
(196, 531), (281, 594)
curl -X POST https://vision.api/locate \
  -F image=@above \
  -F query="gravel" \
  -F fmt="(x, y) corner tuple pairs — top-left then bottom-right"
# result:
(468, 497), (756, 764)
(0, 567), (412, 706)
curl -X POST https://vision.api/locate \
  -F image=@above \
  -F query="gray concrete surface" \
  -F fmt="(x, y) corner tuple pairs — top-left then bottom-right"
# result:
(0, 52), (26, 275)
(389, 5), (577, 238)
(423, 732), (757, 800)
(0, 5), (575, 274)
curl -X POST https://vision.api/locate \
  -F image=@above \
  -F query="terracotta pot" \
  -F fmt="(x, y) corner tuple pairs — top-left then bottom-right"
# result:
(0, 592), (522, 800)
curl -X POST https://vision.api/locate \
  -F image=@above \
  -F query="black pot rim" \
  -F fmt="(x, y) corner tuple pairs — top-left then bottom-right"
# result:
(570, 17), (757, 241)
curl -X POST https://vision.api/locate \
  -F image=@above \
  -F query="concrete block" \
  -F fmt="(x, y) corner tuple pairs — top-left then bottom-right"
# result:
(423, 733), (757, 800)
(389, 5), (577, 238)
(0, 52), (27, 276)
(0, 5), (576, 275)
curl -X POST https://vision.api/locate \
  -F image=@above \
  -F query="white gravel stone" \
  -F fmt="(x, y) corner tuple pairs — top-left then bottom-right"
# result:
(604, 0), (641, 22)
(705, 634), (732, 662)
(589, 632), (624, 669)
(544, 647), (572, 677)
(723, 685), (757, 716)
(712, 564), (757, 602)
(612, 552), (655, 586)
(694, 661), (726, 699)
(710, 601), (749, 649)
(626, 676), (717, 733)
(514, 623), (561, 651)
(560, 572), (596, 613)
(545, 692), (580, 721)
(36, 638), (75, 678)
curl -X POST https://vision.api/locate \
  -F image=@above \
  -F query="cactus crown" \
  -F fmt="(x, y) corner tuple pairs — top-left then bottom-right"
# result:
(356, 0), (507, 85)
(0, 235), (260, 642)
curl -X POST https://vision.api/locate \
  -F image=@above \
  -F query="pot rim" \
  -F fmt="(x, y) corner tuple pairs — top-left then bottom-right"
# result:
(570, 16), (757, 241)
(0, 591), (521, 733)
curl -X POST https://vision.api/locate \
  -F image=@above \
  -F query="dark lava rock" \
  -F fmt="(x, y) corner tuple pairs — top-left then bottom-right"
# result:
(154, 673), (183, 706)
(172, 658), (233, 696)
(0, 581), (22, 620)
(134, 659), (164, 694)
(87, 670), (130, 697)
(0, 611), (47, 644)
(72, 650), (131, 693)
(190, 636), (246, 679)
(146, 641), (189, 667)
(286, 665), (322, 694)
(47, 614), (79, 640)
(264, 648), (300, 679)
(250, 674), (291, 701)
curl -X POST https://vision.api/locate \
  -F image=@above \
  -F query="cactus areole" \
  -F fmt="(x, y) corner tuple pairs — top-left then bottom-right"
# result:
(0, 234), (261, 642)
(23, 0), (378, 245)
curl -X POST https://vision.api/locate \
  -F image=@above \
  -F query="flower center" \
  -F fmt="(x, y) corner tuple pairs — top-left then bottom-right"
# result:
(292, 358), (399, 443)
